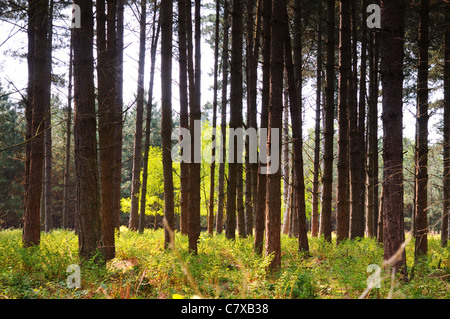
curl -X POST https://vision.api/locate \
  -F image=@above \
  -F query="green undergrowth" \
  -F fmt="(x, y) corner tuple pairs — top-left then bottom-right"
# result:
(0, 227), (449, 299)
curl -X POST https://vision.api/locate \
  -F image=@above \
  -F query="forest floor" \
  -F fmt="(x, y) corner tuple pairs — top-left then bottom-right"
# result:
(0, 227), (449, 299)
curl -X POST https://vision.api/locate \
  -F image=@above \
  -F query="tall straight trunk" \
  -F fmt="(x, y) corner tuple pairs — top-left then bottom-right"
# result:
(357, 0), (368, 237)
(63, 32), (73, 229)
(348, 0), (359, 239)
(24, 0), (35, 241)
(311, 6), (322, 238)
(129, 0), (147, 231)
(283, 0), (308, 252)
(282, 88), (290, 235)
(208, 0), (221, 235)
(377, 181), (384, 243)
(442, 1), (450, 247)
(336, 0), (351, 244)
(319, 0), (335, 242)
(254, 0), (271, 254)
(237, 160), (246, 237)
(414, 0), (429, 259)
(139, 7), (160, 233)
(225, 0), (244, 240)
(245, 0), (259, 236)
(216, 0), (230, 234)
(186, 0), (201, 252)
(97, 0), (117, 261)
(178, 0), (189, 235)
(114, 0), (124, 230)
(265, 0), (284, 270)
(381, 0), (407, 277)
(73, 0), (103, 261)
(23, 0), (48, 247)
(367, 26), (380, 238)
(161, 0), (175, 249)
(43, 0), (53, 232)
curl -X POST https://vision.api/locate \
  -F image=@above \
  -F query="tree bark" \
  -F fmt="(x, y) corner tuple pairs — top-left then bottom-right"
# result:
(381, 0), (407, 277)
(265, 0), (284, 271)
(186, 0), (201, 252)
(216, 0), (230, 235)
(208, 0), (221, 236)
(348, 0), (359, 240)
(319, 0), (335, 243)
(161, 0), (175, 249)
(442, 1), (450, 247)
(139, 5), (160, 233)
(97, 0), (117, 261)
(225, 0), (244, 240)
(282, 88), (290, 235)
(311, 6), (322, 238)
(63, 32), (73, 229)
(282, 0), (308, 252)
(336, 0), (351, 244)
(178, 0), (189, 235)
(43, 0), (53, 232)
(414, 0), (429, 260)
(72, 0), (103, 262)
(367, 26), (380, 238)
(114, 0), (124, 230)
(357, 0), (368, 238)
(23, 0), (48, 247)
(129, 0), (147, 231)
(245, 0), (259, 236)
(254, 0), (271, 254)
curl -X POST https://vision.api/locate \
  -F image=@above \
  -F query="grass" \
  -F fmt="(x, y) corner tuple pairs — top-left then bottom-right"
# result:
(0, 227), (449, 299)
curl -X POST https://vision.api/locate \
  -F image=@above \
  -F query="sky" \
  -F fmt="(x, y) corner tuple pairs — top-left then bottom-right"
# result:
(0, 2), (444, 145)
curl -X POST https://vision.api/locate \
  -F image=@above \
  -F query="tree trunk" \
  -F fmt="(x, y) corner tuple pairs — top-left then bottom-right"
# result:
(282, 88), (290, 235)
(114, 0), (125, 230)
(23, 0), (48, 247)
(348, 0), (359, 240)
(24, 0), (35, 243)
(414, 0), (429, 260)
(161, 0), (175, 249)
(225, 0), (244, 240)
(63, 32), (73, 229)
(254, 0), (271, 254)
(367, 26), (380, 238)
(265, 0), (284, 270)
(336, 0), (351, 244)
(129, 0), (147, 231)
(381, 0), (407, 277)
(72, 0), (103, 262)
(442, 1), (450, 247)
(139, 5), (160, 233)
(178, 0), (189, 235)
(311, 6), (322, 238)
(208, 0), (221, 236)
(97, 0), (117, 261)
(186, 0), (201, 252)
(319, 0), (335, 243)
(43, 0), (53, 232)
(216, 0), (230, 235)
(245, 0), (259, 236)
(282, 0), (308, 252)
(237, 160), (246, 237)
(357, 0), (368, 238)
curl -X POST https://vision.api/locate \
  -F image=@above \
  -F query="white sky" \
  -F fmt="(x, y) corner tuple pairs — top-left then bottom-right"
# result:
(0, 3), (443, 144)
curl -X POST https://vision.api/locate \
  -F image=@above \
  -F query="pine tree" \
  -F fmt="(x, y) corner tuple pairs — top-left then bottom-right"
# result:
(23, 0), (48, 247)
(161, 0), (175, 248)
(381, 0), (407, 276)
(72, 0), (103, 262)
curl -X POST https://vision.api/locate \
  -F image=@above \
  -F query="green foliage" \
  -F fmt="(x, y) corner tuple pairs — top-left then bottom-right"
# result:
(1, 228), (449, 299)
(0, 84), (25, 227)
